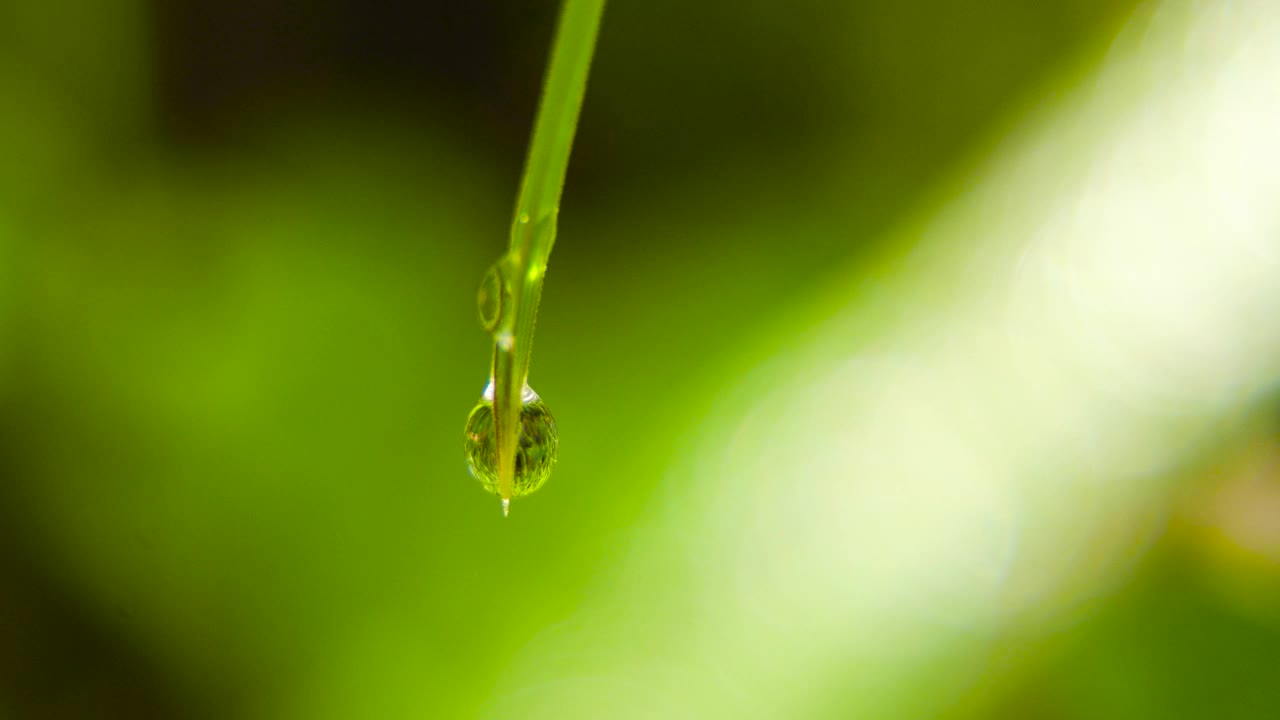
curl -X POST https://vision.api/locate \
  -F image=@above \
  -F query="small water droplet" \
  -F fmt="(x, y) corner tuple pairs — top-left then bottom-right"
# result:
(477, 261), (507, 333)
(519, 212), (530, 224)
(464, 383), (558, 499)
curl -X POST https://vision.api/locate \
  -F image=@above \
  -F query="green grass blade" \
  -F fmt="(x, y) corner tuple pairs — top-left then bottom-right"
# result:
(490, 0), (605, 508)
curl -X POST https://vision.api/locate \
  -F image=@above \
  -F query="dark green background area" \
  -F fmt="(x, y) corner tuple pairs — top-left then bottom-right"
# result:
(2, 1), (1277, 718)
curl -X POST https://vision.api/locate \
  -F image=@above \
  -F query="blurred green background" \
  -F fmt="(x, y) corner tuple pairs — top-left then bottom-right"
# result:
(2, 1), (1279, 718)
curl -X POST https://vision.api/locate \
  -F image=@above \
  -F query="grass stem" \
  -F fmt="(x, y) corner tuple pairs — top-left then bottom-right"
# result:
(490, 0), (605, 507)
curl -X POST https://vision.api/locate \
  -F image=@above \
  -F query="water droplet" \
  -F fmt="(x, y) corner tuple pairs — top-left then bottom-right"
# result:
(464, 384), (558, 499)
(477, 261), (507, 333)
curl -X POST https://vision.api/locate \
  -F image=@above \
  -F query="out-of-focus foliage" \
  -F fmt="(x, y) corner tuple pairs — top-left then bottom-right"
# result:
(2, 1), (1278, 718)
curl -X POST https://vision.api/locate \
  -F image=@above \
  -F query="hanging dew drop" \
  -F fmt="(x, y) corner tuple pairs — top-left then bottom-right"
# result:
(464, 382), (558, 502)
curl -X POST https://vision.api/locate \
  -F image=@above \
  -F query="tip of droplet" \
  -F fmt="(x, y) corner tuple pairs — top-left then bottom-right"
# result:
(502, 498), (510, 517)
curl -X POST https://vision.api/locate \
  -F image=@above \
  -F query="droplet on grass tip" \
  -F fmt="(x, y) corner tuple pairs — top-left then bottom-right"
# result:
(464, 383), (559, 503)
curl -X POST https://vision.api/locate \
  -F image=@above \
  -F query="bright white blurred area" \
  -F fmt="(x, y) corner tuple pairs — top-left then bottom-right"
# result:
(488, 1), (1280, 717)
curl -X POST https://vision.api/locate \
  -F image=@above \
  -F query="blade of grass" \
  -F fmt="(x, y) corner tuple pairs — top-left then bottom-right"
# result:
(490, 0), (606, 512)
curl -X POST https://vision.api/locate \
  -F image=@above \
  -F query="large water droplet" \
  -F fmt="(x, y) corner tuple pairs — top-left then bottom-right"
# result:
(464, 383), (558, 499)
